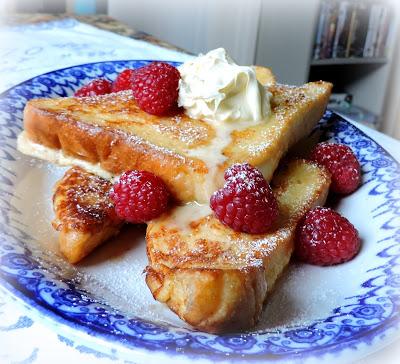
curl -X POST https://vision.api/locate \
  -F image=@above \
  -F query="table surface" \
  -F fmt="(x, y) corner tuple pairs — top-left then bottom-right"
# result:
(2, 13), (189, 53)
(1, 13), (399, 364)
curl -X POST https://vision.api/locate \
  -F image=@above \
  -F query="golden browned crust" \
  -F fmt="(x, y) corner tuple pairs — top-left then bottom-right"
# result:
(254, 66), (275, 85)
(20, 81), (332, 203)
(146, 265), (267, 333)
(52, 166), (123, 263)
(23, 99), (208, 202)
(146, 160), (331, 332)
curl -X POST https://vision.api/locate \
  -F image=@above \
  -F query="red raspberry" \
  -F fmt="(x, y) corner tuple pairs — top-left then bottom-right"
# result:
(210, 164), (278, 234)
(112, 69), (135, 92)
(131, 62), (180, 115)
(295, 207), (360, 266)
(74, 78), (112, 97)
(310, 142), (361, 194)
(110, 170), (170, 223)
(224, 162), (265, 182)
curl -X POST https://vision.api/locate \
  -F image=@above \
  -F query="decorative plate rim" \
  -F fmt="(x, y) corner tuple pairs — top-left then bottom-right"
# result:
(0, 60), (399, 362)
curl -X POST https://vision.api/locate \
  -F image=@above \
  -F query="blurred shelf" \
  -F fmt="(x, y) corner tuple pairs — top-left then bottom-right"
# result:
(311, 57), (388, 66)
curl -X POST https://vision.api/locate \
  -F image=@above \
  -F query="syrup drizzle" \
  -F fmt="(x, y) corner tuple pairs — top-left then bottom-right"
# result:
(185, 118), (265, 199)
(164, 202), (212, 231)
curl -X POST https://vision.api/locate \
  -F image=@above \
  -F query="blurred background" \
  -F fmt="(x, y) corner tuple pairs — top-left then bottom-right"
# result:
(1, 0), (399, 140)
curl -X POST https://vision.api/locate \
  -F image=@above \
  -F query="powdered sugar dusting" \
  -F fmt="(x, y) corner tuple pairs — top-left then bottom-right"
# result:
(256, 262), (350, 331)
(77, 225), (185, 325)
(12, 153), (356, 333)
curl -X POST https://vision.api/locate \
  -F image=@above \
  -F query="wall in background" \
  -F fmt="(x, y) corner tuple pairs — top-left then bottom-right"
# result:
(256, 0), (320, 85)
(108, 0), (321, 84)
(382, 22), (400, 139)
(108, 0), (261, 65)
(1, 0), (107, 14)
(3, 0), (66, 13)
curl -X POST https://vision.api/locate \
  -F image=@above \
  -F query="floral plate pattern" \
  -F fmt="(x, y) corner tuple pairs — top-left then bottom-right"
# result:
(0, 60), (399, 363)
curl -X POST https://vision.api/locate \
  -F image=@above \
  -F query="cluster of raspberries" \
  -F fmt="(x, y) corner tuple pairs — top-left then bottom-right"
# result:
(75, 62), (180, 116)
(209, 145), (361, 266)
(110, 142), (361, 267)
(77, 64), (361, 267)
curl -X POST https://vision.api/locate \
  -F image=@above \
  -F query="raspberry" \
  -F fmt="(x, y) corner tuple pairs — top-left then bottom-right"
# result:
(132, 62), (180, 115)
(224, 162), (264, 182)
(295, 207), (360, 266)
(310, 142), (361, 194)
(210, 164), (278, 234)
(110, 170), (170, 223)
(112, 69), (135, 92)
(74, 78), (112, 97)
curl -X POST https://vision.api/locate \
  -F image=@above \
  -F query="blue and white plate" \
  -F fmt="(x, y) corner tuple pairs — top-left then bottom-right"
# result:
(0, 60), (399, 363)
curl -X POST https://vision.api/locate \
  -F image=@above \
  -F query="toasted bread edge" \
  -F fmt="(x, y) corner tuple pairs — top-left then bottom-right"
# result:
(145, 160), (331, 333)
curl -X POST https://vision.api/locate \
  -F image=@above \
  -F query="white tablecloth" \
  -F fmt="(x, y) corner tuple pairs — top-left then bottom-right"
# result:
(0, 18), (192, 93)
(0, 18), (399, 364)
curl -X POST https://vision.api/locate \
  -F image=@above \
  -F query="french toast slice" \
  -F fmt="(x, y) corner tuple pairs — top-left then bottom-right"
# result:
(18, 71), (331, 203)
(146, 159), (331, 333)
(52, 166), (123, 263)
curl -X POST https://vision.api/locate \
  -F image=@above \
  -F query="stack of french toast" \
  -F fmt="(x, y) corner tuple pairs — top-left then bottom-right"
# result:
(17, 51), (339, 333)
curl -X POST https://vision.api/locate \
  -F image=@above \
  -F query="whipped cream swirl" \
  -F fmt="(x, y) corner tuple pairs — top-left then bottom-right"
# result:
(178, 48), (271, 122)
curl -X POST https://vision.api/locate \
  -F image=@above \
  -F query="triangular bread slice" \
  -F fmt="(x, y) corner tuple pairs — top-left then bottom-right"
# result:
(146, 159), (331, 333)
(18, 65), (331, 203)
(52, 166), (123, 263)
